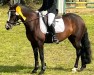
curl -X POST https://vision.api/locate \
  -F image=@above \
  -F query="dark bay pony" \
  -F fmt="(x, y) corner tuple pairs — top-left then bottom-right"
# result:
(5, 4), (91, 75)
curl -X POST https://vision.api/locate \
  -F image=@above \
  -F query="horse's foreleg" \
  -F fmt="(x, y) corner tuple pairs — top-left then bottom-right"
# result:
(32, 47), (39, 73)
(39, 45), (46, 75)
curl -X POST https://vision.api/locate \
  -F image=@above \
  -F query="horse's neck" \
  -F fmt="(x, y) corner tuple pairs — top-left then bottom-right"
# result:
(22, 12), (39, 32)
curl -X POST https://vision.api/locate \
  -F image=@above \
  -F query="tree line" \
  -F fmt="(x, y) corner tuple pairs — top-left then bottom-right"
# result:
(0, 0), (42, 6)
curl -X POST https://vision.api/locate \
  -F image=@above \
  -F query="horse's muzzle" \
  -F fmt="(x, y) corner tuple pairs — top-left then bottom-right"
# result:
(5, 23), (12, 30)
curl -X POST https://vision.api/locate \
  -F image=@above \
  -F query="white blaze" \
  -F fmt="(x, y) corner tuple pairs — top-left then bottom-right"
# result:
(8, 11), (11, 21)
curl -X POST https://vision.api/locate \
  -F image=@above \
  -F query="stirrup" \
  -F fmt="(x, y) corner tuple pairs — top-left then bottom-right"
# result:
(52, 35), (59, 44)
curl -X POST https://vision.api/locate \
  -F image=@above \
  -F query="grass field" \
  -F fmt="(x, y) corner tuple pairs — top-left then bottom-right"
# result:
(0, 6), (94, 75)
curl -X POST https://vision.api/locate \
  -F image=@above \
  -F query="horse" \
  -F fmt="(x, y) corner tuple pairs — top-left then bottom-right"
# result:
(5, 3), (91, 75)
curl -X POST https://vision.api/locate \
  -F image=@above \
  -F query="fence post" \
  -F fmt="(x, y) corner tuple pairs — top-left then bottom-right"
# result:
(57, 0), (65, 14)
(14, 0), (21, 4)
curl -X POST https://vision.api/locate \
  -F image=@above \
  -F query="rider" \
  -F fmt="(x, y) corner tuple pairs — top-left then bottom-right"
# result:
(38, 0), (59, 43)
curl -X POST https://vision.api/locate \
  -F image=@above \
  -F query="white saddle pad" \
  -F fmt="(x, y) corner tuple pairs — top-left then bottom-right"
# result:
(39, 13), (65, 34)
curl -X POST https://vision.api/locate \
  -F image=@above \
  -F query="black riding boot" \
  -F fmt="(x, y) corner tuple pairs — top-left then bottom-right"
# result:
(50, 25), (59, 44)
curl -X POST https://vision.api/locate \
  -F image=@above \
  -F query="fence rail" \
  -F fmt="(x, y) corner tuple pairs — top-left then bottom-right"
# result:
(66, 2), (94, 8)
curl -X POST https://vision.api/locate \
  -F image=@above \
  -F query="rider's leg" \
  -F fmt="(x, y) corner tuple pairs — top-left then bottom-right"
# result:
(48, 13), (59, 43)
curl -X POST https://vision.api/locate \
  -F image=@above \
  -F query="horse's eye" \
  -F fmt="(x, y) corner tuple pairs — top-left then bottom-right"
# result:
(11, 12), (16, 16)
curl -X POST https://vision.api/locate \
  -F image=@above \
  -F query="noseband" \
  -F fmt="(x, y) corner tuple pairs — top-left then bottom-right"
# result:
(7, 9), (21, 25)
(7, 21), (21, 25)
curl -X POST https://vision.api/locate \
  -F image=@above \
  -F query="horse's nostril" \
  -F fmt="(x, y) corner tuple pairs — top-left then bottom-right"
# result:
(6, 27), (10, 30)
(5, 24), (10, 30)
(5, 26), (9, 30)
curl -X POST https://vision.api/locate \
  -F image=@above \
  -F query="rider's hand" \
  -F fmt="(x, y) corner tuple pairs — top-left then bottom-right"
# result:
(35, 11), (39, 13)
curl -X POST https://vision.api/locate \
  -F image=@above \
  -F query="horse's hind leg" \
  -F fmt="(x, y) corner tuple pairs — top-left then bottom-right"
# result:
(80, 31), (91, 71)
(68, 36), (82, 72)
(80, 50), (86, 71)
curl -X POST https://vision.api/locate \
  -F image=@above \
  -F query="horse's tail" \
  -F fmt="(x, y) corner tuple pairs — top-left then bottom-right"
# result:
(81, 29), (92, 64)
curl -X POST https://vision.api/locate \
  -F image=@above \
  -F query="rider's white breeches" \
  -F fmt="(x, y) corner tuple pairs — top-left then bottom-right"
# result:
(48, 13), (55, 26)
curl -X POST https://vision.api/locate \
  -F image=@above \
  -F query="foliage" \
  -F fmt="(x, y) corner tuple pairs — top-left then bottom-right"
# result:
(25, 0), (42, 4)
(0, 7), (94, 75)
(24, 0), (41, 10)
(0, 0), (41, 10)
(0, 0), (42, 6)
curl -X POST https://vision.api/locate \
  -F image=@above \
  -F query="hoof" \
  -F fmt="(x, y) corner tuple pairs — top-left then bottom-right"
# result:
(31, 69), (38, 74)
(78, 67), (86, 72)
(38, 71), (44, 75)
(72, 68), (78, 73)
(78, 65), (86, 72)
(31, 66), (39, 74)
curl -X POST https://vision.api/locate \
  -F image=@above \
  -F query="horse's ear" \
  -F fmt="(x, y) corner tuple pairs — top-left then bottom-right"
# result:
(8, 0), (13, 7)
(8, 2), (12, 7)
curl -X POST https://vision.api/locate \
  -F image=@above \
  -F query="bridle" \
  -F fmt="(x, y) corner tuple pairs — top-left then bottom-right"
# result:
(7, 9), (39, 25)
(7, 9), (20, 25)
(7, 20), (21, 25)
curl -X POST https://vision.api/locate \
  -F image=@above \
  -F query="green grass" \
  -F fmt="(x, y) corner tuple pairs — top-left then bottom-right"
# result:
(0, 6), (94, 75)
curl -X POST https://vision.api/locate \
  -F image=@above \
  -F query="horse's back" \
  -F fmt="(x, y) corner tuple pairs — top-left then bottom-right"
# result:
(62, 13), (85, 25)
(63, 13), (86, 29)
(62, 13), (86, 38)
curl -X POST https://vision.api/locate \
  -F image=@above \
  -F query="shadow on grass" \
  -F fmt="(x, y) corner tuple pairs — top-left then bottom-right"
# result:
(0, 65), (93, 73)
(0, 65), (72, 73)
(0, 65), (33, 73)
(47, 66), (94, 73)
(47, 67), (72, 72)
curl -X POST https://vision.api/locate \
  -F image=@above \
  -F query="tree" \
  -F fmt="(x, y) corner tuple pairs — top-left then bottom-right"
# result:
(0, 0), (25, 6)
(0, 0), (9, 5)
(9, 0), (25, 5)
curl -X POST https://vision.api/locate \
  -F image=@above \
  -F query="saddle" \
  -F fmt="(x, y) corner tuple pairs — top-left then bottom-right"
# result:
(40, 12), (62, 32)
(39, 12), (65, 43)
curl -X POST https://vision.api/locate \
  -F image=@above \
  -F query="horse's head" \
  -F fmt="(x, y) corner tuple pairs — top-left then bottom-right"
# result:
(5, 3), (27, 30)
(5, 4), (19, 30)
(5, 3), (38, 30)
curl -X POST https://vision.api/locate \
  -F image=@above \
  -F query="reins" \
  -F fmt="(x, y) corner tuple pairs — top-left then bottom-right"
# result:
(22, 17), (39, 24)
(17, 17), (39, 25)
